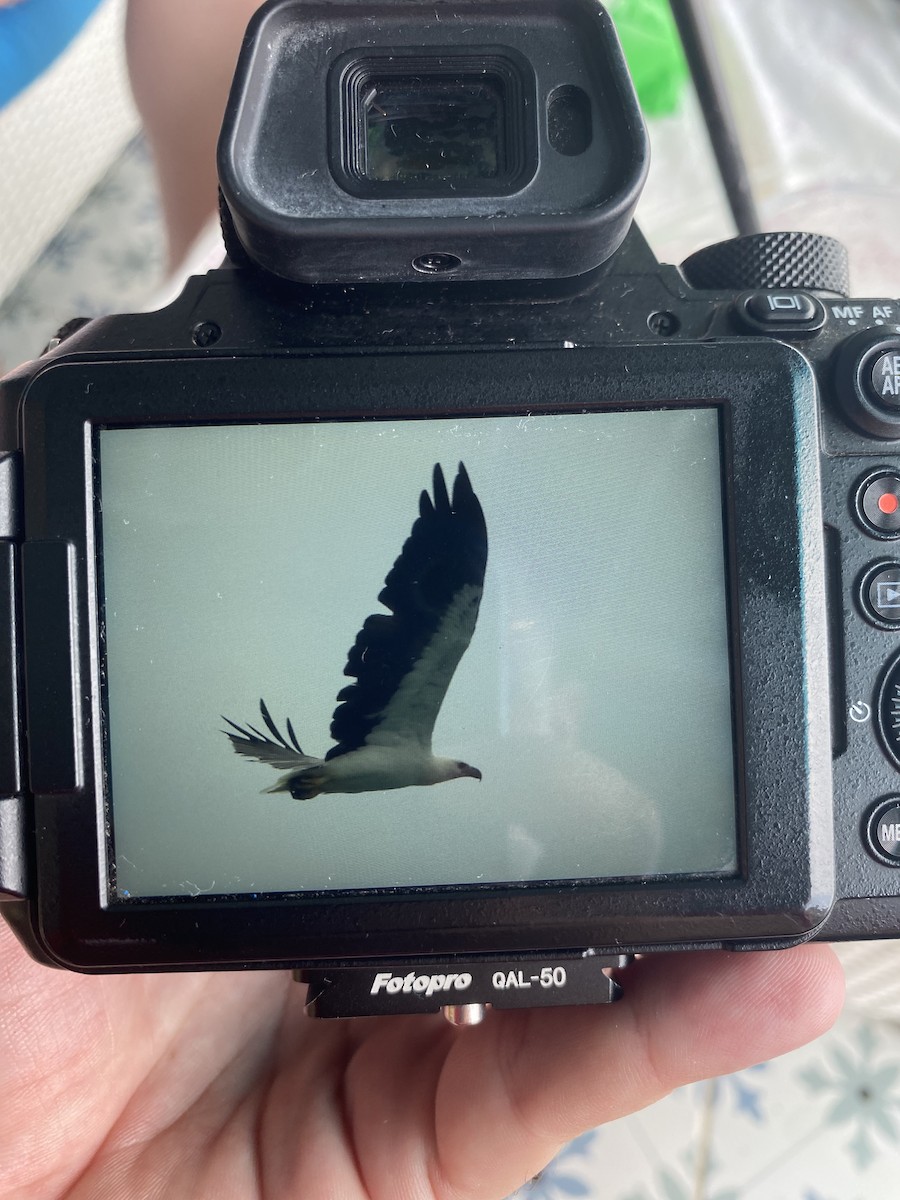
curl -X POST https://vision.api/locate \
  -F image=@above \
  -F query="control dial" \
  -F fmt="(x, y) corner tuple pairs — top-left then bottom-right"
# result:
(680, 232), (850, 294)
(878, 655), (900, 769)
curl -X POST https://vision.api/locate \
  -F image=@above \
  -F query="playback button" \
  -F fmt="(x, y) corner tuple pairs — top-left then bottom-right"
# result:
(859, 562), (900, 628)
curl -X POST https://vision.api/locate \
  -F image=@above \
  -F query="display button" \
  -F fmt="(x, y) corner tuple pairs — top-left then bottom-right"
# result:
(739, 291), (824, 336)
(857, 471), (900, 537)
(744, 291), (819, 324)
(867, 799), (900, 865)
(871, 352), (900, 409)
(862, 564), (900, 624)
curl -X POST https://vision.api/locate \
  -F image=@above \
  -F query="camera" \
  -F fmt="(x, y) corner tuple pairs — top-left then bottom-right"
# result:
(3, 0), (900, 1022)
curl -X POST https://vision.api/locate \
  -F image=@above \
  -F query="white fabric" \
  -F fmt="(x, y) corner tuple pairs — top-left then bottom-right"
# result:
(0, 0), (139, 300)
(636, 0), (900, 295)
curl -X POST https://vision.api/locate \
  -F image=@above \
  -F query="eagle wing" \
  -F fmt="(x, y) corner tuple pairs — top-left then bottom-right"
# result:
(325, 463), (487, 760)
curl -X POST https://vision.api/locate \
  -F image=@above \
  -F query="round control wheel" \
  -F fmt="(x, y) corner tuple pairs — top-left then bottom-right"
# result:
(877, 655), (900, 769)
(680, 232), (850, 294)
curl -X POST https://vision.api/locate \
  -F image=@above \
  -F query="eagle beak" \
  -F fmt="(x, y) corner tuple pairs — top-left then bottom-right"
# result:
(466, 766), (482, 781)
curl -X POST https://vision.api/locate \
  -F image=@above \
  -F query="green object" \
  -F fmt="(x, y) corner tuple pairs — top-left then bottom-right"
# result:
(608, 0), (688, 117)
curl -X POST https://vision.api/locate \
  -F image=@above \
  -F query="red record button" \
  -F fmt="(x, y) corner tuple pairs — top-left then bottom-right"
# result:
(858, 471), (900, 537)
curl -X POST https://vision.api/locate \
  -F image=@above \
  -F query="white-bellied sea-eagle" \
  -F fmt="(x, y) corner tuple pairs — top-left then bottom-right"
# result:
(223, 463), (487, 800)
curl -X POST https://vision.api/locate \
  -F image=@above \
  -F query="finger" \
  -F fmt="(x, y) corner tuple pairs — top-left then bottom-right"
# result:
(434, 944), (844, 1199)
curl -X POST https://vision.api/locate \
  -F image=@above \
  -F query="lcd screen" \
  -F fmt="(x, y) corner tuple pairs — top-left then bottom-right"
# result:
(98, 408), (738, 898)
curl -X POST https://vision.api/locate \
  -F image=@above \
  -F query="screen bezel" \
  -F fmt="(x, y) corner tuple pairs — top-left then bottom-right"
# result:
(20, 342), (834, 970)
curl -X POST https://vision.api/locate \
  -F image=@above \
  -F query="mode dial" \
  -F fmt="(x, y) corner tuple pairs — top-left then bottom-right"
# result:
(681, 232), (850, 295)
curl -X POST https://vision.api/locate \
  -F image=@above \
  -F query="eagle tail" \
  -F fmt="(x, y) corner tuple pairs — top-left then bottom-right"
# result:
(222, 699), (320, 773)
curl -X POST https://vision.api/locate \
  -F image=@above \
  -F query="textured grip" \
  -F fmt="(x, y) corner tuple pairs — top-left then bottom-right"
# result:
(681, 232), (850, 295)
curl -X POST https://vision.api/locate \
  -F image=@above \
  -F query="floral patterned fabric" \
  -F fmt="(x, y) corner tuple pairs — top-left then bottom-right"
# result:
(510, 1012), (900, 1199)
(0, 136), (164, 374)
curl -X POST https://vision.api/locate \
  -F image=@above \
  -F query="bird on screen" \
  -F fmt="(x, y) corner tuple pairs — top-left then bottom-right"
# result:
(223, 462), (487, 800)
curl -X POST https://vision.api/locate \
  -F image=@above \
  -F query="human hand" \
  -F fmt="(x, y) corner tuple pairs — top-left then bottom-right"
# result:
(0, 923), (842, 1200)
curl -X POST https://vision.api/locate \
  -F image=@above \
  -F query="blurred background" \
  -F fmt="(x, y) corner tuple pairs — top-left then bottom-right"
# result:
(2, 1), (900, 1195)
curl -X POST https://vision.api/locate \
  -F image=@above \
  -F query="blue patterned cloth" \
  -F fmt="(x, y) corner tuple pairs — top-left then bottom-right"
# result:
(0, 0), (104, 108)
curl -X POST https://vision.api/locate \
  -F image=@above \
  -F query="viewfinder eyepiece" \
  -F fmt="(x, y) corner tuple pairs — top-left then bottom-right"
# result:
(218, 0), (649, 283)
(335, 52), (536, 197)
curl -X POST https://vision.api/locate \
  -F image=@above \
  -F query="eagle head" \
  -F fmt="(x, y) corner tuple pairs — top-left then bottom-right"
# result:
(455, 761), (482, 781)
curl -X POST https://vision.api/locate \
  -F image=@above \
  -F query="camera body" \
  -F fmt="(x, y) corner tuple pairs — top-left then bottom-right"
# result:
(3, 0), (900, 1019)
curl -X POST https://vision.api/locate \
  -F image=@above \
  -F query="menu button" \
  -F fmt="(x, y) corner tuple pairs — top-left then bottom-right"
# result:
(867, 799), (900, 865)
